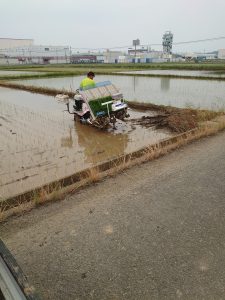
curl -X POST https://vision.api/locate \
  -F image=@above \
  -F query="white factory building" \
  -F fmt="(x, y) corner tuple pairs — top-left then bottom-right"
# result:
(0, 38), (70, 65)
(0, 38), (34, 49)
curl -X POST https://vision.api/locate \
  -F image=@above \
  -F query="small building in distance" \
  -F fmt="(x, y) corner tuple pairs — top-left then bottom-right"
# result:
(218, 49), (225, 59)
(70, 53), (104, 63)
(103, 50), (125, 63)
(184, 52), (218, 62)
(127, 46), (164, 63)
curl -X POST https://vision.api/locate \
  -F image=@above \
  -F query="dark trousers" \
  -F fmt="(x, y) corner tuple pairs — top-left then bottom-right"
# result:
(75, 100), (82, 110)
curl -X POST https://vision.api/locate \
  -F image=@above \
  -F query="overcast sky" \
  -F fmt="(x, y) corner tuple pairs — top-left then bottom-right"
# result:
(1, 0), (225, 53)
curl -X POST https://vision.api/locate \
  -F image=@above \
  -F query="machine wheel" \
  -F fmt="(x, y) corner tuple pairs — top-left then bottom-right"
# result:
(114, 109), (127, 121)
(93, 116), (110, 129)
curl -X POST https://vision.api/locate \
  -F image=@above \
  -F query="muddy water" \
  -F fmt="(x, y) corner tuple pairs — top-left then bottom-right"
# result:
(14, 75), (225, 111)
(0, 87), (172, 200)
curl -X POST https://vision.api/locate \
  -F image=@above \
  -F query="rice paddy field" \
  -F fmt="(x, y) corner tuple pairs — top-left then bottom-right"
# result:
(0, 87), (172, 200)
(0, 62), (225, 201)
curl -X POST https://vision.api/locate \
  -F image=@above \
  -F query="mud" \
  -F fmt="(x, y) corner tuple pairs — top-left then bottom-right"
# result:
(129, 111), (198, 133)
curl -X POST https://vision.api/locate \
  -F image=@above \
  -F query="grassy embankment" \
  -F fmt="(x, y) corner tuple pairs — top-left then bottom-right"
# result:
(0, 62), (225, 81)
(1, 61), (225, 71)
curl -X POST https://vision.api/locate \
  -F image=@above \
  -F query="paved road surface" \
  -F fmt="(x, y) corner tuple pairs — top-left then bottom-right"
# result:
(1, 131), (225, 299)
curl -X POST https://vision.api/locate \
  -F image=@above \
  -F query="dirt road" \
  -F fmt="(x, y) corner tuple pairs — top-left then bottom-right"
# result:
(1, 131), (225, 299)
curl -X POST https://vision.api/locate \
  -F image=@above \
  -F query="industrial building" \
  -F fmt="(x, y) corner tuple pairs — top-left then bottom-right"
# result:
(0, 38), (33, 49)
(0, 45), (70, 65)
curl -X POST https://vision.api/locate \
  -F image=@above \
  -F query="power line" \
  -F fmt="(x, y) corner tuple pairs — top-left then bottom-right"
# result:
(173, 36), (225, 45)
(71, 36), (225, 51)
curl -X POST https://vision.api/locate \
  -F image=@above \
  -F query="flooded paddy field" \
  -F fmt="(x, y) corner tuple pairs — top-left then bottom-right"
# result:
(0, 70), (42, 76)
(14, 75), (225, 111)
(0, 87), (172, 200)
(118, 69), (225, 78)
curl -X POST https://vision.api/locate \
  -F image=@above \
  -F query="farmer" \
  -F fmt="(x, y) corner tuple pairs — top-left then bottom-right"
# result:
(80, 71), (96, 90)
(74, 71), (96, 114)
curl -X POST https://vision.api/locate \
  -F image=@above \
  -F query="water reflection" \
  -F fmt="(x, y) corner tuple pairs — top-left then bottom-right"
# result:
(133, 76), (136, 93)
(132, 76), (141, 93)
(75, 122), (129, 165)
(160, 77), (170, 92)
(118, 69), (225, 78)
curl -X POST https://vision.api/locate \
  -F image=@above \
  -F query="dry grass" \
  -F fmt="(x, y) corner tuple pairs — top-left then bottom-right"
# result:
(85, 166), (101, 183)
(0, 201), (35, 223)
(128, 101), (224, 133)
(32, 182), (64, 205)
(108, 155), (133, 174)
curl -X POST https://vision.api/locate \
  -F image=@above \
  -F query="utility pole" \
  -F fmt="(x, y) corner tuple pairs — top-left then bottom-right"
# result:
(70, 46), (72, 63)
(133, 39), (140, 63)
